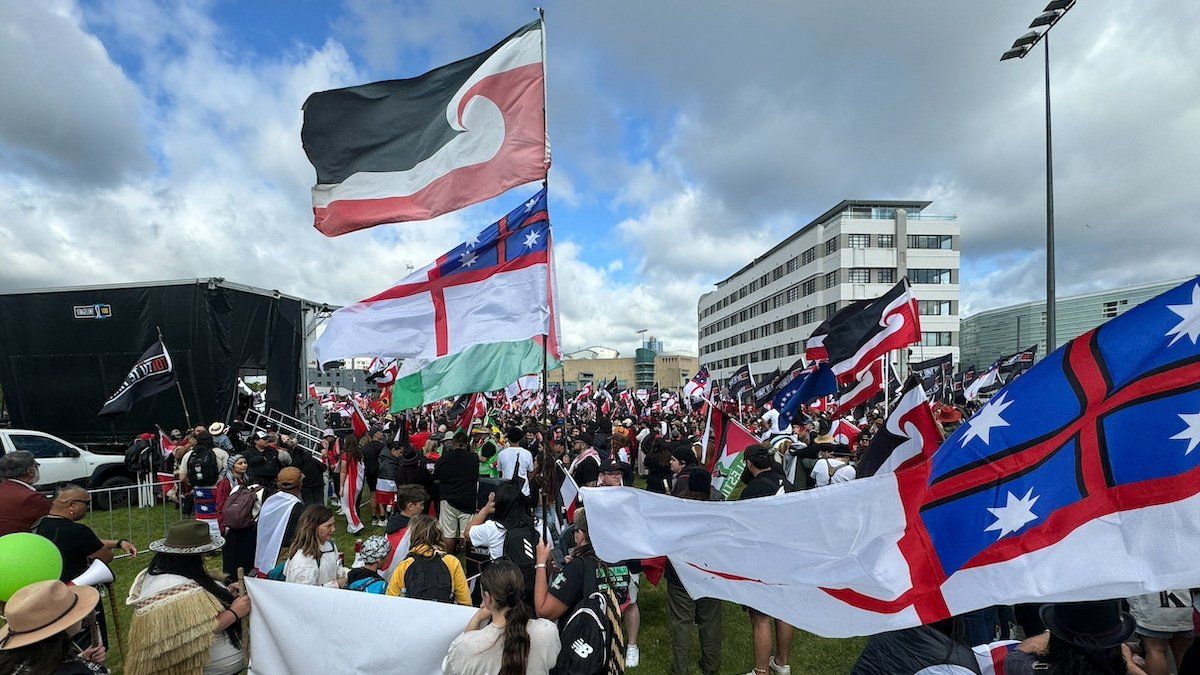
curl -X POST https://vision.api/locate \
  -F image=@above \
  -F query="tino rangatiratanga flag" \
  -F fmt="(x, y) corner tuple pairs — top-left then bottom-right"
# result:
(302, 20), (549, 236)
(98, 339), (177, 417)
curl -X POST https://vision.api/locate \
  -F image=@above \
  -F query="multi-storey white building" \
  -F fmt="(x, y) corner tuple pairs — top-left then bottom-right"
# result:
(697, 200), (960, 383)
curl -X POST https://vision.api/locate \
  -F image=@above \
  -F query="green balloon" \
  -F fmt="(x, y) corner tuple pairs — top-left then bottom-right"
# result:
(0, 533), (64, 601)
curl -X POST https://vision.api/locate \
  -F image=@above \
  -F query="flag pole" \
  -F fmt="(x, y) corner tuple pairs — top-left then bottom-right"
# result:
(156, 325), (192, 429)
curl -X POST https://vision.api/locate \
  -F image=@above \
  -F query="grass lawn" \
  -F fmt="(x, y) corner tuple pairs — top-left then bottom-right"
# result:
(84, 498), (864, 674)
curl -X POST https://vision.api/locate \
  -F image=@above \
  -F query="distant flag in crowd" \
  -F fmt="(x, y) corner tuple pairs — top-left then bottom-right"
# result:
(682, 366), (711, 401)
(301, 21), (549, 236)
(752, 368), (781, 407)
(910, 353), (952, 395)
(156, 427), (178, 458)
(504, 374), (541, 399)
(805, 299), (872, 361)
(833, 358), (886, 413)
(366, 358), (400, 387)
(583, 276), (1200, 637)
(706, 404), (760, 499)
(828, 418), (861, 446)
(307, 383), (319, 400)
(774, 363), (837, 429)
(456, 392), (487, 432)
(822, 278), (921, 383)
(964, 360), (1001, 401)
(726, 364), (754, 401)
(98, 339), (178, 417)
(349, 401), (370, 438)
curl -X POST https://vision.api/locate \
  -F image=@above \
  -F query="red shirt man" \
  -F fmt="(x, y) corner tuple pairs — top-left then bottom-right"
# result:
(0, 452), (50, 536)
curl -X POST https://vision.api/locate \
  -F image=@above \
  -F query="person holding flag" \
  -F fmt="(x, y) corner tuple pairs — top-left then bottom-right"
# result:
(338, 435), (366, 534)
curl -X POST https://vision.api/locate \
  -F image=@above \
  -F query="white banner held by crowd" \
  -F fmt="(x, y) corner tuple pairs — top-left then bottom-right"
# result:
(246, 578), (475, 674)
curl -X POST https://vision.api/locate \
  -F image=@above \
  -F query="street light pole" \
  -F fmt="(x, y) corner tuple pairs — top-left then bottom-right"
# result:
(1042, 34), (1056, 354)
(1001, 0), (1075, 354)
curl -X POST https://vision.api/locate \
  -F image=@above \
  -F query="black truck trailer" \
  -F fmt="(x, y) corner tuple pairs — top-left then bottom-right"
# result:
(0, 278), (327, 451)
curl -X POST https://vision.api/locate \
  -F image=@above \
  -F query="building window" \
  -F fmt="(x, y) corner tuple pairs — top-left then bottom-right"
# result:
(802, 277), (817, 296)
(760, 300), (770, 314)
(847, 234), (871, 249)
(877, 234), (894, 248)
(907, 234), (953, 250)
(920, 331), (953, 347)
(786, 257), (798, 273)
(773, 345), (787, 359)
(786, 314), (800, 329)
(918, 299), (952, 316)
(824, 238), (839, 255)
(749, 280), (758, 293)
(760, 349), (771, 361)
(910, 268), (951, 284)
(773, 294), (786, 309)
(1102, 299), (1128, 318)
(760, 273), (770, 287)
(877, 268), (896, 284)
(774, 319), (786, 333)
(772, 266), (784, 281)
(848, 268), (870, 283)
(824, 270), (840, 288)
(801, 247), (816, 265)
(786, 286), (799, 303)
(787, 341), (800, 356)
(825, 301), (839, 319)
(802, 308), (818, 324)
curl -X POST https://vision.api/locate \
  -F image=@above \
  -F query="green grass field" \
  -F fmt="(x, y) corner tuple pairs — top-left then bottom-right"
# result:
(84, 498), (864, 674)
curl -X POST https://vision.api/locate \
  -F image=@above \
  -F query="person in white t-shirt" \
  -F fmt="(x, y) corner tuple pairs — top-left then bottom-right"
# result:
(464, 484), (539, 560)
(496, 427), (534, 499)
(810, 442), (857, 487)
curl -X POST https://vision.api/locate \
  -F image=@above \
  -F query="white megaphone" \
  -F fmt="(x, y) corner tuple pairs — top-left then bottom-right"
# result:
(68, 559), (115, 587)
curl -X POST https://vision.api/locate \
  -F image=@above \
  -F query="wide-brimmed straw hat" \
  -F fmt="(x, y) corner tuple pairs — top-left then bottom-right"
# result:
(208, 422), (228, 436)
(149, 519), (225, 554)
(0, 580), (99, 650)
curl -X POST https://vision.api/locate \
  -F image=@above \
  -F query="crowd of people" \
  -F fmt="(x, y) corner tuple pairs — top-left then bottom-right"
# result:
(0, 390), (1196, 675)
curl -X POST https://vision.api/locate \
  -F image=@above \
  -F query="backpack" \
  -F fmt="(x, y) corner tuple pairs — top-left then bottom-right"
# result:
(186, 446), (219, 486)
(552, 557), (626, 675)
(403, 552), (454, 603)
(222, 486), (258, 531)
(500, 524), (538, 602)
(124, 438), (156, 473)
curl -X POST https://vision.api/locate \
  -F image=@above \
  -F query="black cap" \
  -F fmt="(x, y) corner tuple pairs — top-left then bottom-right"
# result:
(600, 458), (623, 474)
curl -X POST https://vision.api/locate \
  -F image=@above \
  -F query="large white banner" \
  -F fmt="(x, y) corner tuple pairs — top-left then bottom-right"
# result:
(246, 578), (475, 674)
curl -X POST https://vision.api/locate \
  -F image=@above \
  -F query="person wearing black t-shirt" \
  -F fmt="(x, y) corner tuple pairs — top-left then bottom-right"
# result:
(739, 444), (795, 675)
(534, 507), (630, 626)
(34, 484), (137, 650)
(433, 431), (479, 554)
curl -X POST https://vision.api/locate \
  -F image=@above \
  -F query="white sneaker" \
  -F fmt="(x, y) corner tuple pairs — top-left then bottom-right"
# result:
(625, 645), (639, 668)
(769, 656), (790, 675)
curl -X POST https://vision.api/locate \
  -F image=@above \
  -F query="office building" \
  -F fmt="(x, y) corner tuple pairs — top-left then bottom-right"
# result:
(697, 200), (960, 382)
(547, 347), (698, 394)
(959, 277), (1188, 369)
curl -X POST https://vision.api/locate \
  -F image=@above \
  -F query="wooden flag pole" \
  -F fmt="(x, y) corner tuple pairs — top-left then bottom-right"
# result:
(156, 325), (192, 429)
(237, 567), (250, 665)
(105, 584), (126, 661)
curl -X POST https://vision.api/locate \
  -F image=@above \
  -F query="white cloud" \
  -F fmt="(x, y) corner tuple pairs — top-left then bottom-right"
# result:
(0, 1), (150, 185)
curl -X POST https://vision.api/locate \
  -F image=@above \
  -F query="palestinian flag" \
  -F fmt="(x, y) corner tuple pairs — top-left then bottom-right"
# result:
(302, 20), (549, 236)
(706, 405), (759, 499)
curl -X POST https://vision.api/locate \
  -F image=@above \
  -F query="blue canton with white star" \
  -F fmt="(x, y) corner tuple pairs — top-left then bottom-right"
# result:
(437, 188), (549, 278)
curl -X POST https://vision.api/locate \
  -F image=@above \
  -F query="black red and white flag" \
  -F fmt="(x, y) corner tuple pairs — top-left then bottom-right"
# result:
(302, 21), (549, 236)
(823, 279), (922, 384)
(833, 359), (884, 413)
(752, 368), (781, 406)
(1000, 345), (1038, 373)
(855, 379), (941, 478)
(726, 365), (754, 401)
(804, 299), (872, 361)
(98, 339), (178, 417)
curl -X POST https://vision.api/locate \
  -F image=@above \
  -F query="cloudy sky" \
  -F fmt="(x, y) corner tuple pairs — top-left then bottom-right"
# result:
(2, 0), (1197, 357)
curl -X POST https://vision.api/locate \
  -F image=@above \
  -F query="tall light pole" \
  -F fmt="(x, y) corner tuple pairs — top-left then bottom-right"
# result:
(1001, 0), (1075, 354)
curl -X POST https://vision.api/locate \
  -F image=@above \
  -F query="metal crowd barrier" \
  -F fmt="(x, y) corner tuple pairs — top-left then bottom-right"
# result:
(86, 475), (184, 559)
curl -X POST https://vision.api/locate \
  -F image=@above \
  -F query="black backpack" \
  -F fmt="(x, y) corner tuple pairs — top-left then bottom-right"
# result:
(403, 552), (454, 603)
(186, 446), (219, 487)
(501, 524), (538, 603)
(552, 557), (626, 675)
(124, 438), (156, 473)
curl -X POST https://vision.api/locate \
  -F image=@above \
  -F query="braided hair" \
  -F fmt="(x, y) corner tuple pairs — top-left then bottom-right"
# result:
(481, 560), (532, 675)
